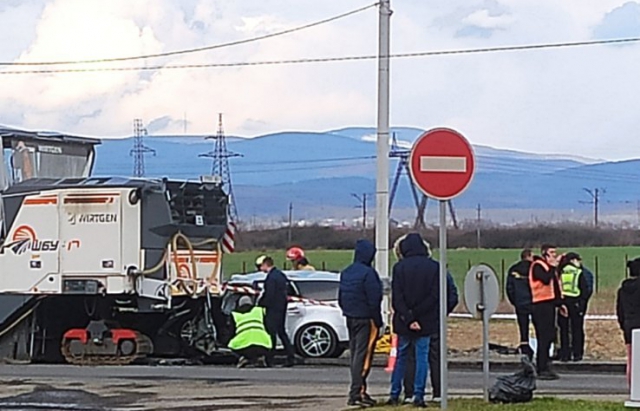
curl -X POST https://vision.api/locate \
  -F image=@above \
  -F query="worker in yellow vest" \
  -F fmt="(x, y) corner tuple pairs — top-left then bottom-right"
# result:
(529, 244), (568, 380)
(228, 295), (273, 368)
(557, 252), (592, 362)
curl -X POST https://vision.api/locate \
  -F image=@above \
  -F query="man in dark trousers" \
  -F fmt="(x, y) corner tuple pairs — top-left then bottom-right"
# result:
(387, 233), (439, 408)
(338, 239), (383, 408)
(506, 248), (534, 359)
(529, 244), (568, 380)
(398, 237), (459, 404)
(256, 255), (295, 367)
(557, 252), (592, 362)
(617, 257), (640, 387)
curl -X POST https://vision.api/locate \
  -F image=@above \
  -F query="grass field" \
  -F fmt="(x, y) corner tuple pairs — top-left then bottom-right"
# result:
(223, 246), (640, 314)
(373, 398), (627, 410)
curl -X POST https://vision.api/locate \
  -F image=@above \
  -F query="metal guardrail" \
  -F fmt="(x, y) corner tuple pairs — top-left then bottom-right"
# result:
(450, 313), (617, 321)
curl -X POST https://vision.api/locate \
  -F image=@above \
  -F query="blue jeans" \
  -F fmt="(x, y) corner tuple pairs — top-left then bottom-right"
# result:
(390, 335), (430, 401)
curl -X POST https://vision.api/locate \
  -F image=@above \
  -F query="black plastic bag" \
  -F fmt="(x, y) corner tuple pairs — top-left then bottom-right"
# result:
(489, 356), (537, 404)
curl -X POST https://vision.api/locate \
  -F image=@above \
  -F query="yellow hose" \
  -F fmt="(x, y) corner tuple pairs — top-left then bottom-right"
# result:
(206, 242), (222, 294)
(133, 232), (220, 297)
(136, 251), (168, 276)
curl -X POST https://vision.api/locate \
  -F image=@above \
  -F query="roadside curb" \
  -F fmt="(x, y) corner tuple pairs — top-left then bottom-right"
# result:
(304, 358), (626, 373)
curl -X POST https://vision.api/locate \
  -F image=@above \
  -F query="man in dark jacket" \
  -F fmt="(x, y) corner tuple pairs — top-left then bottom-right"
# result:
(387, 233), (439, 408)
(257, 255), (295, 367)
(529, 244), (568, 380)
(399, 237), (459, 404)
(338, 239), (383, 408)
(617, 257), (640, 387)
(506, 248), (534, 359)
(557, 252), (592, 362)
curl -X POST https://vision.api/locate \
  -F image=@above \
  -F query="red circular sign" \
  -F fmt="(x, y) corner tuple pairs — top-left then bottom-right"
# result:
(409, 128), (475, 200)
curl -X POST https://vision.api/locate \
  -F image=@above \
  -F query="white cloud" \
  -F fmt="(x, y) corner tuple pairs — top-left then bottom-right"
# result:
(461, 9), (513, 30)
(0, 0), (639, 160)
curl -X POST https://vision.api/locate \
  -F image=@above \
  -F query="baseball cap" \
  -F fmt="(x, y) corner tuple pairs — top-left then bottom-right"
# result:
(255, 255), (270, 268)
(565, 252), (581, 261)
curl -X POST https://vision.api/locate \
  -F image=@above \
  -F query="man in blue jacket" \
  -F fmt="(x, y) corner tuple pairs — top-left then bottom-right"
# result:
(338, 239), (383, 408)
(257, 255), (295, 367)
(387, 233), (439, 408)
(399, 237), (459, 404)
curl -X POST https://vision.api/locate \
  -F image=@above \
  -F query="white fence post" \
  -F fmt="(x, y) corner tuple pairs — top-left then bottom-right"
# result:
(626, 329), (640, 408)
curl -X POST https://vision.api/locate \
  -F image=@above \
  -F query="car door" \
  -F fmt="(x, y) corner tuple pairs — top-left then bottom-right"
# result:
(285, 281), (306, 339)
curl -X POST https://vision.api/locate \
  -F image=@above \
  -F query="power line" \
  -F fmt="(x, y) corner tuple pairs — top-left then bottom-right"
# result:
(1, 3), (379, 66)
(2, 36), (639, 75)
(266, 155), (375, 165)
(232, 159), (374, 174)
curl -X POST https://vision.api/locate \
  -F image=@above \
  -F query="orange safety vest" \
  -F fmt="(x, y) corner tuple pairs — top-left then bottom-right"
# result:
(529, 259), (558, 303)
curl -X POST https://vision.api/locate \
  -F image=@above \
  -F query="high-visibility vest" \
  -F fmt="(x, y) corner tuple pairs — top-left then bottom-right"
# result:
(560, 265), (582, 298)
(529, 259), (557, 303)
(228, 307), (273, 351)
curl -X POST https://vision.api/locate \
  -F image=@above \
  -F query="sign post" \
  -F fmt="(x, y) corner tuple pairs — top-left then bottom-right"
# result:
(626, 329), (640, 408)
(409, 128), (475, 409)
(464, 264), (500, 402)
(438, 199), (448, 404)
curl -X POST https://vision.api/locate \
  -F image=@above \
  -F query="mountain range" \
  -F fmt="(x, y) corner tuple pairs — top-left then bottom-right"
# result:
(93, 127), (640, 224)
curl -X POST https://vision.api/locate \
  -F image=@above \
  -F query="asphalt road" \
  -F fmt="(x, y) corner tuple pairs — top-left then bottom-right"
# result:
(0, 364), (628, 410)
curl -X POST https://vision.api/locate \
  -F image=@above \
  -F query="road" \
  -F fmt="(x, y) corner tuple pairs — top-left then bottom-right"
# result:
(0, 364), (628, 410)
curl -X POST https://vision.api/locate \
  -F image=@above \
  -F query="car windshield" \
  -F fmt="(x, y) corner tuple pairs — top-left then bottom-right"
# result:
(294, 281), (339, 302)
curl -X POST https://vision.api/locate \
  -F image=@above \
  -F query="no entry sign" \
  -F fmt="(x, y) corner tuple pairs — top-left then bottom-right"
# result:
(409, 128), (475, 200)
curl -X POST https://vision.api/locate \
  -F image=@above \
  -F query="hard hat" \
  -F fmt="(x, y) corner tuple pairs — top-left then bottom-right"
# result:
(238, 295), (253, 307)
(286, 247), (305, 261)
(255, 255), (268, 267)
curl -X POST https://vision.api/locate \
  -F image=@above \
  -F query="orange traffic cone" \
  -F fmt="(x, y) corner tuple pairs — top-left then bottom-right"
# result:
(385, 334), (398, 373)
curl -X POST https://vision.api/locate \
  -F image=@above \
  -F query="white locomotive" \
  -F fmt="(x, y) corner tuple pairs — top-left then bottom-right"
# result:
(0, 129), (231, 364)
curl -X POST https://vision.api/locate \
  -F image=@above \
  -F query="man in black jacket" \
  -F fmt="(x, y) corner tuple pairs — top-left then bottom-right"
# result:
(506, 248), (534, 359)
(387, 233), (439, 408)
(338, 239), (383, 408)
(557, 252), (592, 362)
(398, 237), (459, 404)
(617, 258), (640, 387)
(257, 255), (295, 367)
(529, 244), (567, 380)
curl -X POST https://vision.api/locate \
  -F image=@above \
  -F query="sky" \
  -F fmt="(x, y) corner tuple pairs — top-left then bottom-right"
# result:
(1, 0), (639, 160)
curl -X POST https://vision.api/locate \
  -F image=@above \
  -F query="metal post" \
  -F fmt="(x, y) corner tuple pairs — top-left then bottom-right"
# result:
(288, 202), (293, 244)
(439, 200), (448, 409)
(375, 0), (392, 322)
(595, 255), (599, 293)
(500, 259), (506, 300)
(627, 254), (630, 279)
(478, 270), (489, 402)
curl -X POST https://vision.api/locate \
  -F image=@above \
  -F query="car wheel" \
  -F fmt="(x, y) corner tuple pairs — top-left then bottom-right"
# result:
(295, 323), (337, 358)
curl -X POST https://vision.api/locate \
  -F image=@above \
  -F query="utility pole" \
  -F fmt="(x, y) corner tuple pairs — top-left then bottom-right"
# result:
(288, 202), (293, 244)
(581, 188), (605, 227)
(183, 112), (187, 134)
(375, 0), (391, 287)
(476, 203), (481, 249)
(352, 193), (368, 231)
